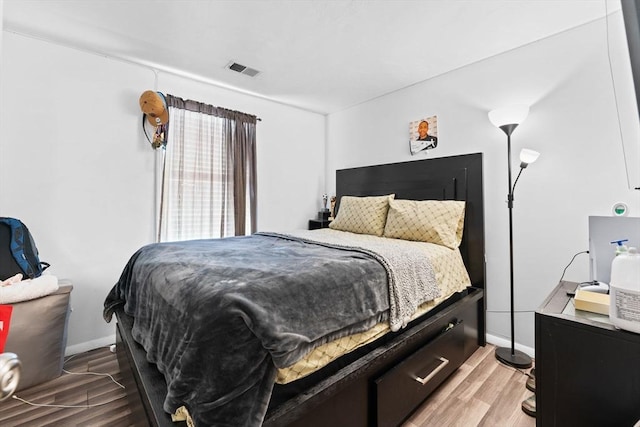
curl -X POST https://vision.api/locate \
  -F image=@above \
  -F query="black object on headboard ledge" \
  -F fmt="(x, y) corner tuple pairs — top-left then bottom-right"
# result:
(335, 152), (485, 289)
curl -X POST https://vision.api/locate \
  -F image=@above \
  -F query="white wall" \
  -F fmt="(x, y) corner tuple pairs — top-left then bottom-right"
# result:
(326, 17), (640, 352)
(3, 11), (639, 356)
(0, 32), (325, 353)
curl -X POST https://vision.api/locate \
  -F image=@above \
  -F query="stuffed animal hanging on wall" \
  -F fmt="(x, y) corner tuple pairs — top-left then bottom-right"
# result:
(139, 90), (169, 149)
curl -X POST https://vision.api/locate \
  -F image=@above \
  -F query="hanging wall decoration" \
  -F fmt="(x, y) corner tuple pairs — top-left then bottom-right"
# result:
(409, 115), (438, 155)
(139, 90), (169, 149)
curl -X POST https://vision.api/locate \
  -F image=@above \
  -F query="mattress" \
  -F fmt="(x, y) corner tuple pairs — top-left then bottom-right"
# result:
(276, 240), (470, 384)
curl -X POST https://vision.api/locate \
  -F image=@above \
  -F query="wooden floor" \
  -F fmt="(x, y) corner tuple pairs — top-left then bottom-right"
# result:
(0, 344), (535, 427)
(0, 348), (131, 427)
(403, 344), (535, 427)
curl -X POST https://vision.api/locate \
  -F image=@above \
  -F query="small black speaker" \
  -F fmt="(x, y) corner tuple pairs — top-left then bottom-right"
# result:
(317, 210), (330, 221)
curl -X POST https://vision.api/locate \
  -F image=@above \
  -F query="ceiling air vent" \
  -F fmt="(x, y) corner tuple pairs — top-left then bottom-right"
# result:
(226, 61), (260, 77)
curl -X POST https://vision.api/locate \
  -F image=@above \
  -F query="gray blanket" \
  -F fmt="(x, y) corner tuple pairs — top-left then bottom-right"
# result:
(103, 233), (390, 426)
(279, 229), (440, 331)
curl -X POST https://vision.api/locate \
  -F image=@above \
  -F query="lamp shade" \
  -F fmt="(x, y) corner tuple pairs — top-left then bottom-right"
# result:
(520, 148), (540, 165)
(488, 105), (530, 128)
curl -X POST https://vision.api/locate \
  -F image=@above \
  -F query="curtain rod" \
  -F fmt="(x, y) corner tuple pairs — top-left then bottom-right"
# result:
(165, 93), (262, 122)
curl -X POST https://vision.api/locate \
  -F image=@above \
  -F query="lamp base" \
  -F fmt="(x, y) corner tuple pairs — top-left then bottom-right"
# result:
(495, 346), (532, 369)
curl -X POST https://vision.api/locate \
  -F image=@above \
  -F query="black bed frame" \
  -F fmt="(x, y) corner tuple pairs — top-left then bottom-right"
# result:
(114, 152), (486, 427)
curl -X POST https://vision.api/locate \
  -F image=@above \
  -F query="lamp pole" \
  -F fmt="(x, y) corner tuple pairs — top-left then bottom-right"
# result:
(495, 123), (533, 369)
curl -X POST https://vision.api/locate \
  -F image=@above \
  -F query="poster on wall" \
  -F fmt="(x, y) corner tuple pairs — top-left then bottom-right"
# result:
(409, 115), (438, 155)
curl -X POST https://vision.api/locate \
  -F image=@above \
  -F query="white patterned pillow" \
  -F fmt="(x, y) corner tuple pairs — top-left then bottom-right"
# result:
(383, 199), (465, 249)
(329, 195), (395, 236)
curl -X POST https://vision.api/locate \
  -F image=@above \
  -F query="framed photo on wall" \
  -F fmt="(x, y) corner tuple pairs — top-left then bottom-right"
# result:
(409, 115), (438, 155)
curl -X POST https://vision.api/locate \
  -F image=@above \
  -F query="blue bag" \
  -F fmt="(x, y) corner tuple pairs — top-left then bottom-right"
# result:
(0, 217), (50, 280)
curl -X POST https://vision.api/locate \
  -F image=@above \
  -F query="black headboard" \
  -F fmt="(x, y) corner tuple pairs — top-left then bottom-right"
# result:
(335, 152), (485, 289)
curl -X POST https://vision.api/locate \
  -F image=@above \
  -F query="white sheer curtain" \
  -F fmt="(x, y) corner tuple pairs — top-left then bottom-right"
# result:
(158, 95), (257, 242)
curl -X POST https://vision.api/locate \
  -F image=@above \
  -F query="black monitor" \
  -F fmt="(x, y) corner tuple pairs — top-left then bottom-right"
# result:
(620, 0), (640, 190)
(622, 0), (640, 122)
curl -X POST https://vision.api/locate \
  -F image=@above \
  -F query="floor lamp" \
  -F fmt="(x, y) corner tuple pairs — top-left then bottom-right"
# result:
(488, 105), (540, 369)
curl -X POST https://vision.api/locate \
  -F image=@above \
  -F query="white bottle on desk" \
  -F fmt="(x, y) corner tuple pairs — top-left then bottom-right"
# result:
(609, 247), (640, 333)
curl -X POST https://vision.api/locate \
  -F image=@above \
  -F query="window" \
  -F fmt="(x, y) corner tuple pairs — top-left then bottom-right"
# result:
(158, 95), (257, 242)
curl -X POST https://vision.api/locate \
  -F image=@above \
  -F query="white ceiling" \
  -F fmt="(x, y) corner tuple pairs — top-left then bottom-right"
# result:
(2, 0), (616, 114)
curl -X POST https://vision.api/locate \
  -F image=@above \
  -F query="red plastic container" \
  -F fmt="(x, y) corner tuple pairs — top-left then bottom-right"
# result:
(0, 305), (13, 353)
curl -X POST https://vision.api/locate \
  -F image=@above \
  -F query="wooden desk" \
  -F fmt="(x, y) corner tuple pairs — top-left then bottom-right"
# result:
(535, 281), (640, 426)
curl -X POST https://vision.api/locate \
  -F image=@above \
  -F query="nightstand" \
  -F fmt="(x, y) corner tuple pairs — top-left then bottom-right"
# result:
(309, 209), (332, 230)
(308, 219), (331, 230)
(535, 281), (640, 426)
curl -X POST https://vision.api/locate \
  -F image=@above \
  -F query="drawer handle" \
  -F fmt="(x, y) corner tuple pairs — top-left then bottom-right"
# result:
(414, 357), (449, 385)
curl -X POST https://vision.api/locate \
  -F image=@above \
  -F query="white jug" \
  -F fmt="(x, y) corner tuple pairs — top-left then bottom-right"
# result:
(609, 247), (640, 333)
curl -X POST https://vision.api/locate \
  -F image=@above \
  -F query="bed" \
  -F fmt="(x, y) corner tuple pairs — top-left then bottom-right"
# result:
(105, 152), (485, 427)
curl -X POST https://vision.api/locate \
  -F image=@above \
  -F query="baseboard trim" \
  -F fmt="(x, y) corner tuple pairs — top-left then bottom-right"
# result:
(65, 334), (116, 356)
(486, 333), (535, 359)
